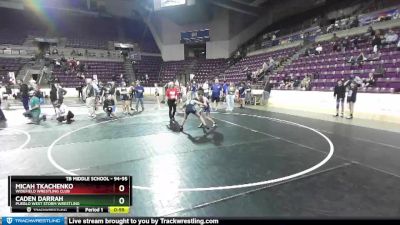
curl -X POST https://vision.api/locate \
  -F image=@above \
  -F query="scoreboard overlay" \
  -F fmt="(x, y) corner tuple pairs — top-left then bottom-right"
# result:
(8, 176), (132, 213)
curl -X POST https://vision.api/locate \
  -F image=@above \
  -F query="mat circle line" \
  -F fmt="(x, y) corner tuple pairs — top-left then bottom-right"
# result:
(0, 128), (31, 151)
(47, 112), (334, 192)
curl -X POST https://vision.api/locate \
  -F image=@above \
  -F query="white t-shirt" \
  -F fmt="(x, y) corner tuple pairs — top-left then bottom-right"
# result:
(92, 83), (99, 94)
(56, 104), (68, 117)
(262, 62), (268, 71)
(202, 83), (209, 93)
(181, 86), (187, 96)
(373, 45), (378, 53)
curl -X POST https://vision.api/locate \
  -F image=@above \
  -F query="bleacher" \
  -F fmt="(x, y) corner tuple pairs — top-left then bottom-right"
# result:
(0, 7), (160, 54)
(1, 3), (400, 94)
(160, 60), (193, 83)
(53, 60), (125, 88)
(159, 58), (227, 84)
(193, 58), (227, 83)
(270, 27), (400, 93)
(0, 8), (46, 45)
(134, 56), (163, 86)
(222, 48), (298, 83)
(0, 57), (29, 82)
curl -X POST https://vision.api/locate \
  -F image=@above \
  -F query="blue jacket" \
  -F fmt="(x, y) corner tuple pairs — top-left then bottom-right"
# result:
(135, 86), (144, 98)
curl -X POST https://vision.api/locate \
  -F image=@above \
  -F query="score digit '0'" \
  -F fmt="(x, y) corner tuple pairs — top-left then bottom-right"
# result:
(119, 197), (125, 205)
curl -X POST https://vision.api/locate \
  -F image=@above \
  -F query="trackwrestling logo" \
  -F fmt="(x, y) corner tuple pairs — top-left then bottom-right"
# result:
(2, 217), (64, 225)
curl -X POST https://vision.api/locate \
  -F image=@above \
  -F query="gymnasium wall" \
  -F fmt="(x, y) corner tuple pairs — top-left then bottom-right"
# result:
(148, 15), (206, 61)
(148, 7), (231, 60)
(267, 90), (400, 124)
(1, 87), (164, 100)
(2, 87), (399, 124)
(206, 8), (230, 59)
(228, 0), (323, 56)
(161, 44), (185, 61)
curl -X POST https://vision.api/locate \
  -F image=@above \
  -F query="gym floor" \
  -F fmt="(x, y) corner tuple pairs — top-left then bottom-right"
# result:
(1, 100), (400, 217)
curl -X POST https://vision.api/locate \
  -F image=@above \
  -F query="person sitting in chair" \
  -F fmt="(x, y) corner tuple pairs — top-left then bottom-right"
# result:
(347, 52), (367, 66)
(363, 73), (376, 87)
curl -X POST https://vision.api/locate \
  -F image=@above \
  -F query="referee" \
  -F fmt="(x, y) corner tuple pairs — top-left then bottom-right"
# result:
(165, 82), (179, 122)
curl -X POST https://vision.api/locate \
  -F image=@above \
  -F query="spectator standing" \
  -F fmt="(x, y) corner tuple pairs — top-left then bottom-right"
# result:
(129, 82), (136, 111)
(120, 82), (132, 115)
(176, 81), (184, 109)
(222, 80), (229, 102)
(109, 82), (117, 106)
(262, 82), (272, 106)
(210, 78), (222, 111)
(0, 98), (6, 122)
(238, 82), (247, 109)
(56, 83), (67, 104)
(77, 82), (84, 101)
(18, 80), (29, 112)
(135, 81), (145, 112)
(154, 83), (161, 110)
(99, 82), (107, 104)
(346, 82), (358, 119)
(186, 82), (192, 101)
(91, 80), (100, 110)
(49, 83), (58, 115)
(85, 79), (96, 119)
(190, 81), (197, 99)
(4, 82), (13, 108)
(226, 82), (236, 111)
(202, 80), (209, 98)
(333, 80), (346, 117)
(245, 82), (252, 103)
